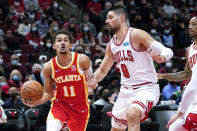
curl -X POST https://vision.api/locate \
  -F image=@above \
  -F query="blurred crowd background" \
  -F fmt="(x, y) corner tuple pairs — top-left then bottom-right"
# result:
(0, 0), (196, 131)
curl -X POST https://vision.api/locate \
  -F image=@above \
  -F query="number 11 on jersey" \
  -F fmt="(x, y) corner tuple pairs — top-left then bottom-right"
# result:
(63, 86), (76, 97)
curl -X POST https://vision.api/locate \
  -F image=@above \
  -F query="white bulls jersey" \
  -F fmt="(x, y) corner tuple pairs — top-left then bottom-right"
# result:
(110, 28), (157, 86)
(188, 43), (197, 103)
(188, 43), (197, 73)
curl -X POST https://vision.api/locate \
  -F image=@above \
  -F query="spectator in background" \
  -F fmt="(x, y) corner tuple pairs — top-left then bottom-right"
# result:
(36, 13), (49, 38)
(94, 87), (110, 107)
(26, 23), (43, 51)
(5, 54), (27, 80)
(150, 29), (162, 43)
(162, 22), (174, 48)
(79, 13), (97, 37)
(74, 45), (84, 54)
(25, 75), (34, 81)
(40, 37), (56, 59)
(63, 14), (79, 33)
(170, 81), (188, 105)
(38, 54), (47, 67)
(4, 29), (20, 53)
(48, 21), (59, 38)
(17, 17), (31, 37)
(13, 0), (25, 16)
(163, 0), (177, 18)
(31, 63), (44, 85)
(86, 0), (101, 32)
(100, 1), (112, 25)
(162, 81), (181, 100)
(38, 0), (52, 11)
(67, 23), (79, 49)
(79, 23), (96, 48)
(0, 76), (10, 101)
(23, 0), (39, 11)
(0, 40), (7, 54)
(3, 86), (22, 109)
(7, 69), (23, 90)
(0, 55), (6, 76)
(97, 25), (111, 48)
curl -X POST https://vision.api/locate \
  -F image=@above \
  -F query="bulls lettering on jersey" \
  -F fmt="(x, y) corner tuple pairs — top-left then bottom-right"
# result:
(110, 28), (157, 86)
(114, 50), (134, 63)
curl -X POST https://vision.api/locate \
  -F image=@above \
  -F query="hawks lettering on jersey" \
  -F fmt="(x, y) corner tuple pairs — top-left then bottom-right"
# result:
(189, 53), (197, 68)
(114, 50), (134, 63)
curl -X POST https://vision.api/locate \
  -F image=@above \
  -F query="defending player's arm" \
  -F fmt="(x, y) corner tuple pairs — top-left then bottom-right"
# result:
(93, 43), (114, 82)
(158, 50), (192, 81)
(132, 29), (174, 63)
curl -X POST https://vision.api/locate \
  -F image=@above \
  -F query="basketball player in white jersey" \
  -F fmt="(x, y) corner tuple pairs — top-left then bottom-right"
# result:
(87, 6), (173, 131)
(158, 16), (197, 131)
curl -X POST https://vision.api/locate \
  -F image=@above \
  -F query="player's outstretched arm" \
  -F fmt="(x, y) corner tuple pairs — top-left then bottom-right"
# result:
(132, 29), (173, 63)
(157, 50), (192, 81)
(93, 43), (114, 82)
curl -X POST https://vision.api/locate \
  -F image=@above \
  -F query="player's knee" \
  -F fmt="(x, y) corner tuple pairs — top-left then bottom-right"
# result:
(126, 109), (141, 122)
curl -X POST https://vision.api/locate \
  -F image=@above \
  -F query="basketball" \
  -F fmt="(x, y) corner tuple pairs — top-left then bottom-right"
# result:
(20, 80), (43, 104)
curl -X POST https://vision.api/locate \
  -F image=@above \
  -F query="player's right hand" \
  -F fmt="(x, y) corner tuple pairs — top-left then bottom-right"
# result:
(21, 98), (40, 107)
(87, 77), (98, 89)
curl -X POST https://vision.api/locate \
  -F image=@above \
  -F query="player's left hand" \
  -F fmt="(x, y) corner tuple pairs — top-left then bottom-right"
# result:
(147, 50), (166, 63)
(166, 112), (184, 129)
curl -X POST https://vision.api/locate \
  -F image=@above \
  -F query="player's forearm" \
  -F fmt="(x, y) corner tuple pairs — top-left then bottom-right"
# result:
(36, 92), (53, 106)
(93, 68), (108, 82)
(162, 71), (189, 81)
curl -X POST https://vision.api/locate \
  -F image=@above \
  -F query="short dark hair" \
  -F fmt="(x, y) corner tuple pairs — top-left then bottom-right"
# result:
(109, 5), (128, 21)
(52, 30), (72, 44)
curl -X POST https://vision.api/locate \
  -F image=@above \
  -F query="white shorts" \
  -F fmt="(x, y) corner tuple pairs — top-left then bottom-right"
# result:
(108, 84), (160, 129)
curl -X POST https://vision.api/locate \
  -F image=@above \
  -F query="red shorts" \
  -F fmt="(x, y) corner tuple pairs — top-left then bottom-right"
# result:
(49, 99), (90, 131)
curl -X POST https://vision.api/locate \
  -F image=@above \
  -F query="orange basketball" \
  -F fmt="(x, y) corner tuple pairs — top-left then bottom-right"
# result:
(20, 80), (43, 104)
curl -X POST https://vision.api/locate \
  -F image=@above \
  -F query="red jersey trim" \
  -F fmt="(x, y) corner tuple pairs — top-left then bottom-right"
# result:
(55, 52), (75, 69)
(82, 74), (90, 126)
(112, 28), (129, 46)
(129, 28), (146, 52)
(107, 112), (128, 126)
(77, 54), (84, 76)
(51, 59), (55, 80)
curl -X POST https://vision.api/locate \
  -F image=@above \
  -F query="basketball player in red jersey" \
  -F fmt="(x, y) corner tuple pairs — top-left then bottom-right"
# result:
(87, 6), (173, 131)
(158, 16), (197, 131)
(23, 30), (94, 131)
